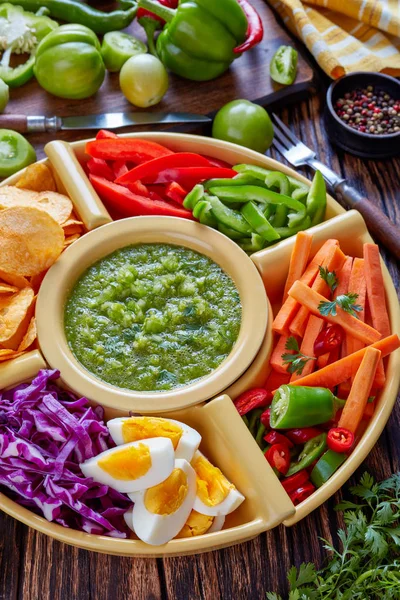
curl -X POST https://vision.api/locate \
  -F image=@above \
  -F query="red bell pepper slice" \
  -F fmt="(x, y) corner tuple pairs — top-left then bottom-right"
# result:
(87, 157), (115, 181)
(234, 388), (271, 416)
(141, 166), (237, 187)
(263, 431), (293, 448)
(286, 428), (323, 445)
(115, 152), (212, 185)
(201, 154), (232, 169)
(86, 138), (174, 163)
(96, 129), (119, 140)
(281, 470), (309, 494)
(127, 180), (150, 197)
(89, 175), (194, 220)
(265, 443), (291, 475)
(327, 427), (354, 453)
(112, 159), (129, 180)
(165, 182), (188, 205)
(289, 482), (315, 505)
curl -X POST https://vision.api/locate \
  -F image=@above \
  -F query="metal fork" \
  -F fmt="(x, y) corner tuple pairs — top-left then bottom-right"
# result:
(272, 113), (400, 259)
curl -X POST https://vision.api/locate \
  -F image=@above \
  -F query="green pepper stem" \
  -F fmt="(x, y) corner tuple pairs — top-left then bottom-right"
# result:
(334, 396), (346, 411)
(138, 0), (176, 22)
(139, 17), (160, 57)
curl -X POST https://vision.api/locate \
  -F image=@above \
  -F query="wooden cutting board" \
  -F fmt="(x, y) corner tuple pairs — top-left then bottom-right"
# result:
(6, 0), (315, 159)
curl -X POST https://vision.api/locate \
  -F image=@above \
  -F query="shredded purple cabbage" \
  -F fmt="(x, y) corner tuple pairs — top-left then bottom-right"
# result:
(0, 369), (132, 537)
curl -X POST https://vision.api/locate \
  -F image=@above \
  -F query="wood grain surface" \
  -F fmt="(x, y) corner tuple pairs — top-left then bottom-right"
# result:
(1, 3), (400, 599)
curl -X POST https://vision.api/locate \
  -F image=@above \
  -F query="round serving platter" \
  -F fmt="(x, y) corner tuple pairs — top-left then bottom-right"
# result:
(0, 132), (399, 556)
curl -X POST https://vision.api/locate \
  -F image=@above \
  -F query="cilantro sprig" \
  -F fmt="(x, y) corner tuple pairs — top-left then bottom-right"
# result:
(267, 471), (400, 600)
(281, 336), (316, 376)
(318, 293), (363, 318)
(318, 265), (338, 293)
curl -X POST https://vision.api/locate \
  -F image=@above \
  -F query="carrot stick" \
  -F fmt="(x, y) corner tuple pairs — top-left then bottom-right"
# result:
(317, 352), (330, 369)
(364, 244), (391, 338)
(338, 347), (381, 433)
(317, 344), (340, 369)
(347, 258), (367, 370)
(333, 256), (353, 299)
(273, 239), (339, 335)
(283, 232), (313, 301)
(275, 334), (400, 392)
(265, 370), (290, 392)
(290, 315), (324, 382)
(288, 280), (381, 345)
(365, 299), (386, 389)
(270, 334), (293, 374)
(289, 246), (346, 337)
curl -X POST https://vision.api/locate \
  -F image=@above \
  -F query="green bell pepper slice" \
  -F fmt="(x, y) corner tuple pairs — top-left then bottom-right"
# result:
(192, 199), (217, 227)
(183, 183), (204, 210)
(286, 433), (327, 476)
(310, 449), (347, 488)
(274, 216), (312, 238)
(218, 222), (249, 240)
(287, 176), (309, 202)
(270, 385), (345, 429)
(138, 0), (247, 81)
(208, 185), (307, 213)
(241, 201), (281, 242)
(306, 170), (327, 226)
(203, 174), (263, 189)
(239, 233), (265, 253)
(233, 163), (272, 180)
(264, 171), (290, 196)
(270, 204), (288, 228)
(0, 129), (36, 177)
(207, 195), (252, 235)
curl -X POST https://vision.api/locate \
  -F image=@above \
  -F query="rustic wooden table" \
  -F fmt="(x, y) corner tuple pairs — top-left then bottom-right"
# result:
(1, 3), (400, 598)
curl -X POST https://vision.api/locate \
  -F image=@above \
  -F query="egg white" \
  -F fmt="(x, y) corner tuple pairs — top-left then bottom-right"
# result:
(208, 514), (226, 533)
(107, 416), (201, 462)
(79, 437), (174, 493)
(128, 458), (196, 546)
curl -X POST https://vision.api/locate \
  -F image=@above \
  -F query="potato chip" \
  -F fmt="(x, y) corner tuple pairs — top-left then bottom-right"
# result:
(0, 206), (65, 277)
(0, 186), (72, 225)
(0, 269), (30, 288)
(0, 350), (26, 361)
(64, 233), (81, 247)
(18, 316), (37, 351)
(29, 270), (47, 293)
(0, 287), (34, 347)
(15, 163), (57, 193)
(0, 283), (18, 294)
(63, 219), (84, 236)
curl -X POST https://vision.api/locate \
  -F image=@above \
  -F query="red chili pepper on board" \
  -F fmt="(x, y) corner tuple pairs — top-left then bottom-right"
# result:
(281, 470), (309, 494)
(264, 431), (294, 448)
(234, 388), (271, 416)
(233, 0), (264, 54)
(314, 325), (344, 357)
(285, 428), (323, 445)
(265, 443), (291, 475)
(327, 427), (355, 453)
(289, 482), (315, 505)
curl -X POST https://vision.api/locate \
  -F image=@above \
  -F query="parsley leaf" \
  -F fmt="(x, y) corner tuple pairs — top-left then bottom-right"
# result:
(318, 293), (363, 318)
(318, 266), (338, 293)
(282, 336), (316, 375)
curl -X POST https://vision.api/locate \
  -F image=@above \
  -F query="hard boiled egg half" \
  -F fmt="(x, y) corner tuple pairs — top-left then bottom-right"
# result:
(192, 451), (245, 516)
(107, 416), (201, 462)
(80, 437), (174, 493)
(127, 458), (196, 545)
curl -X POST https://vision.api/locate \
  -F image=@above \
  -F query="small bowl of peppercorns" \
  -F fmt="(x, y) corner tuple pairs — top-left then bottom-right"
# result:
(325, 72), (400, 159)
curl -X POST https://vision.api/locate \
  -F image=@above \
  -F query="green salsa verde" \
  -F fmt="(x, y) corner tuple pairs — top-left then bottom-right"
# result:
(64, 243), (242, 392)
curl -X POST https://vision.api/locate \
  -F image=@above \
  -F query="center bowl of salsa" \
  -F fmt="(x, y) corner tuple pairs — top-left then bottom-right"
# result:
(36, 216), (269, 412)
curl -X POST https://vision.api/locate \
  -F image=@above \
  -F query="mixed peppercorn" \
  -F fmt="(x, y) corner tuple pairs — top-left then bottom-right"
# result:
(334, 86), (400, 135)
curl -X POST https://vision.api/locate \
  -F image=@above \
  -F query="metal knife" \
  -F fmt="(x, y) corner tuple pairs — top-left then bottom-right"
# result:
(0, 112), (211, 133)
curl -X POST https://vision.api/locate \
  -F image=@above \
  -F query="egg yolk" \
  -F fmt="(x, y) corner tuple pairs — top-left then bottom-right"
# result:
(144, 468), (188, 515)
(192, 455), (234, 507)
(122, 417), (182, 449)
(176, 510), (214, 538)
(98, 443), (151, 480)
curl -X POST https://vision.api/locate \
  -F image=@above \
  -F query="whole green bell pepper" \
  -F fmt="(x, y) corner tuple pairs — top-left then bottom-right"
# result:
(33, 24), (105, 99)
(0, 3), (58, 87)
(270, 385), (345, 429)
(138, 0), (248, 81)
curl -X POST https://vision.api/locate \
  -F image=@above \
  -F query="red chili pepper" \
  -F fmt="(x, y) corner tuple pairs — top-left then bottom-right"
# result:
(165, 182), (188, 205)
(87, 157), (115, 181)
(327, 427), (354, 453)
(233, 0), (264, 54)
(265, 443), (291, 475)
(285, 427), (323, 445)
(89, 175), (195, 220)
(314, 325), (344, 357)
(86, 138), (174, 163)
(96, 129), (119, 140)
(281, 470), (309, 494)
(115, 153), (212, 185)
(264, 431), (293, 448)
(260, 408), (271, 428)
(264, 370), (291, 392)
(112, 159), (129, 180)
(289, 482), (315, 505)
(234, 388), (271, 416)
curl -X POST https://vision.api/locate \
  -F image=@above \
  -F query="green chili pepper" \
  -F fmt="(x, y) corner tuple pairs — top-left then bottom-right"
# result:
(270, 385), (345, 429)
(6, 0), (138, 34)
(183, 184), (204, 210)
(101, 31), (146, 72)
(0, 129), (36, 177)
(255, 422), (267, 448)
(241, 201), (281, 242)
(274, 216), (312, 238)
(248, 408), (263, 437)
(270, 45), (298, 86)
(239, 233), (265, 253)
(208, 185), (306, 213)
(264, 171), (290, 196)
(286, 433), (327, 476)
(242, 415), (249, 427)
(192, 199), (217, 227)
(270, 204), (288, 228)
(306, 170), (327, 226)
(218, 222), (249, 240)
(207, 195), (252, 234)
(138, 0), (247, 81)
(310, 449), (347, 488)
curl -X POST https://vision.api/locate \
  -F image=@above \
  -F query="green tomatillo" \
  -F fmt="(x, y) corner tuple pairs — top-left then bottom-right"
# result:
(0, 129), (36, 178)
(33, 24), (105, 99)
(0, 80), (9, 112)
(120, 53), (168, 108)
(212, 100), (274, 153)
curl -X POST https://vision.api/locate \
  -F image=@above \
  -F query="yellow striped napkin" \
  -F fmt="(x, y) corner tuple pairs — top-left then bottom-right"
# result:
(267, 0), (400, 78)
